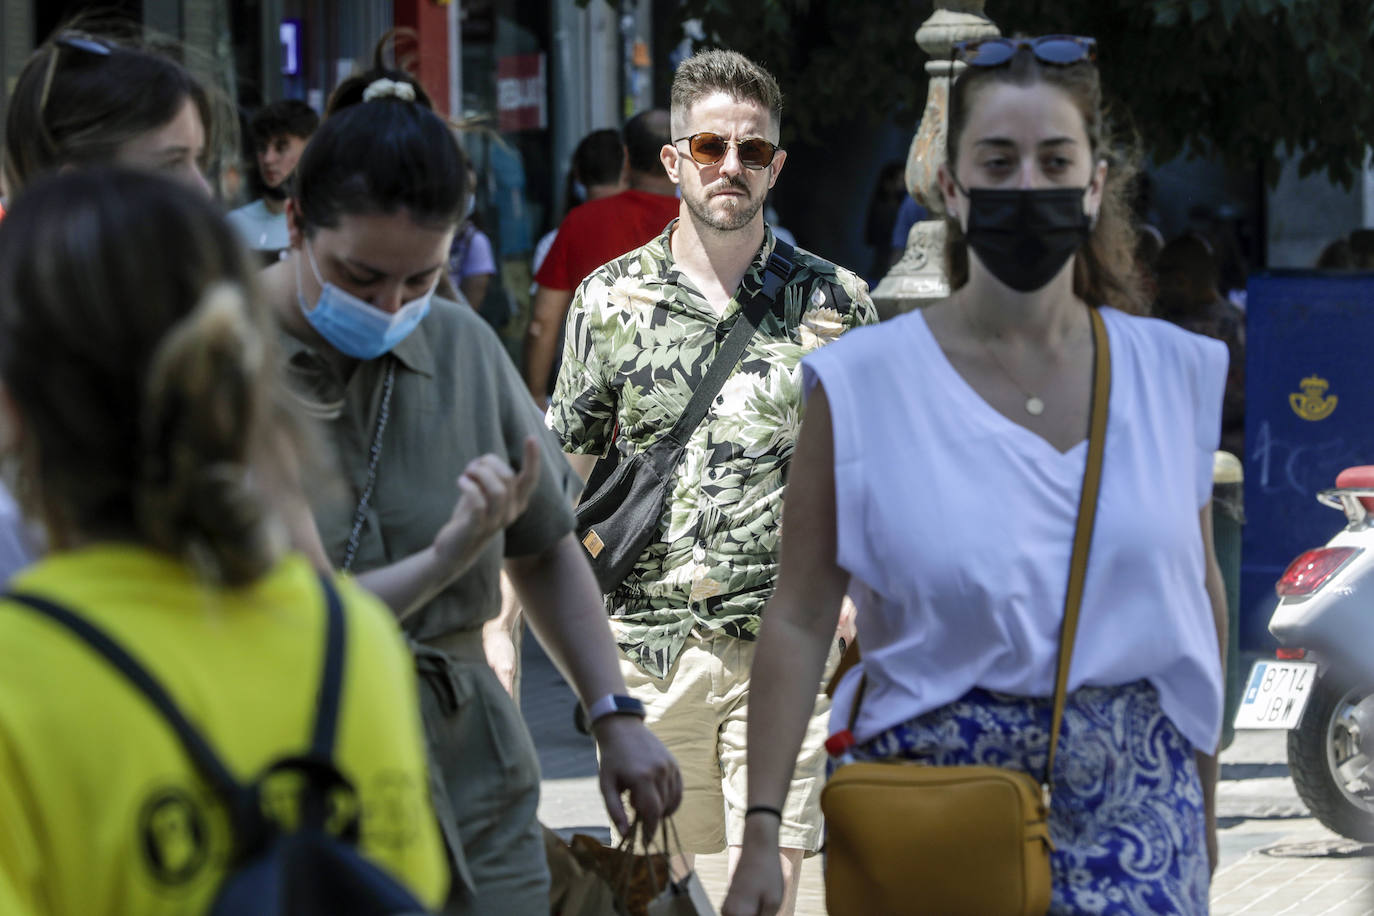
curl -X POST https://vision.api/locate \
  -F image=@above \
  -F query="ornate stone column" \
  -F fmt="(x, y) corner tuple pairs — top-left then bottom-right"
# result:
(871, 2), (999, 319)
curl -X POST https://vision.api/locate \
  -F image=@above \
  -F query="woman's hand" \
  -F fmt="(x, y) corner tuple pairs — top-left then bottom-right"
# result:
(431, 437), (541, 573)
(482, 621), (518, 696)
(589, 715), (682, 841)
(722, 826), (785, 916)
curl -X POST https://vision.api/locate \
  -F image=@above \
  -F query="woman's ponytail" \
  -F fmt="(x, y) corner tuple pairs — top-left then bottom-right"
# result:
(138, 282), (279, 586)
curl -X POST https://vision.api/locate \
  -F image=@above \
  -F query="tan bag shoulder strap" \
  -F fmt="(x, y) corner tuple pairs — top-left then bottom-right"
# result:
(842, 307), (1112, 796)
(1044, 306), (1111, 794)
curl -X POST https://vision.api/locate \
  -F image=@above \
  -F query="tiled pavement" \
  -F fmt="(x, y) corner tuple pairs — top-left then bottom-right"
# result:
(524, 637), (1374, 913)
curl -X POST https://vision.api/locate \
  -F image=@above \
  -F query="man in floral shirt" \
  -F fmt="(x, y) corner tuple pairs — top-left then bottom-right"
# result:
(549, 49), (876, 915)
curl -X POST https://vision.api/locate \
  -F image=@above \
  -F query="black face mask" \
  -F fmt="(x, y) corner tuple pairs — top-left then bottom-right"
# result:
(954, 178), (1093, 292)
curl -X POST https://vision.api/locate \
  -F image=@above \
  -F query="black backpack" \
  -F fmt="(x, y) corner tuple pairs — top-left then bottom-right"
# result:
(7, 576), (432, 915)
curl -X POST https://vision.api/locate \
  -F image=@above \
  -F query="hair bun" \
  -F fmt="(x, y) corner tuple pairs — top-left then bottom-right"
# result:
(362, 77), (416, 103)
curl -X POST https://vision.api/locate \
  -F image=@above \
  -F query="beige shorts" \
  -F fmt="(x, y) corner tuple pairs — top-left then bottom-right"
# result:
(615, 627), (837, 855)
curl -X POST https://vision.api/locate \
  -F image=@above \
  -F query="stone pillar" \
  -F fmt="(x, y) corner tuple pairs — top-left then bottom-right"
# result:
(871, 2), (998, 319)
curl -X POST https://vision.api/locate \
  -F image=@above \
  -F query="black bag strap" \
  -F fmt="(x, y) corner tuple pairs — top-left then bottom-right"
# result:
(5, 572), (349, 799)
(664, 239), (796, 446)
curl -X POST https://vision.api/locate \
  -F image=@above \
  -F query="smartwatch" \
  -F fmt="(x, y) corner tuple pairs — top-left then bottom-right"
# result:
(584, 693), (647, 726)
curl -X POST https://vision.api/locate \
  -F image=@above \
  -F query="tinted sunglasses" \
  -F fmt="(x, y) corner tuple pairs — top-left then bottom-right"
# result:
(674, 132), (780, 170)
(952, 34), (1097, 68)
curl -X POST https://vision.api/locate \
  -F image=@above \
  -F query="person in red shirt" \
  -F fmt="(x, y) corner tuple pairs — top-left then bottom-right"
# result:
(523, 109), (679, 407)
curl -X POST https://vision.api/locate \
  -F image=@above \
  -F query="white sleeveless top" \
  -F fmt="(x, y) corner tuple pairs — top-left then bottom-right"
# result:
(802, 307), (1227, 754)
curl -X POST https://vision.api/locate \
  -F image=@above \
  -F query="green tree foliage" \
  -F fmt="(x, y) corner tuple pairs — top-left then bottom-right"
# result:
(1006, 0), (1374, 187)
(654, 0), (1374, 187)
(654, 0), (935, 142)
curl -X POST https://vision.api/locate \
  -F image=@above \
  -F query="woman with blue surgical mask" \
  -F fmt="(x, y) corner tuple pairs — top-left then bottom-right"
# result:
(255, 57), (680, 916)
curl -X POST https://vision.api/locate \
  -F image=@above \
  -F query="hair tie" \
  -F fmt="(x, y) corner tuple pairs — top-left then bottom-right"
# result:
(362, 77), (416, 103)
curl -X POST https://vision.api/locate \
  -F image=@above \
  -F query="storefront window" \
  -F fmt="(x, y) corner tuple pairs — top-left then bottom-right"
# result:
(460, 0), (553, 342)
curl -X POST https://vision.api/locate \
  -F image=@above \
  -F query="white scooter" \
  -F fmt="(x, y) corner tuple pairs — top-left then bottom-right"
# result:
(1235, 466), (1374, 842)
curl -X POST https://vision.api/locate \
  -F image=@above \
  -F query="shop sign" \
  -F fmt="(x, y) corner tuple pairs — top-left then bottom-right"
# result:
(497, 54), (546, 132)
(280, 19), (302, 77)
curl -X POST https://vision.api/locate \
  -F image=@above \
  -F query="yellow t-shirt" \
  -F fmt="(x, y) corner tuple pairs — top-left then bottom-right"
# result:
(0, 545), (448, 915)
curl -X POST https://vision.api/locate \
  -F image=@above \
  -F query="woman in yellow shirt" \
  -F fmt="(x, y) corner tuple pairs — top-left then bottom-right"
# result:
(0, 168), (448, 914)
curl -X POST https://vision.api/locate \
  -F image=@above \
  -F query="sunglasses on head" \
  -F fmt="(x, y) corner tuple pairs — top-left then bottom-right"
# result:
(39, 33), (115, 120)
(55, 33), (113, 56)
(952, 34), (1097, 68)
(674, 132), (780, 170)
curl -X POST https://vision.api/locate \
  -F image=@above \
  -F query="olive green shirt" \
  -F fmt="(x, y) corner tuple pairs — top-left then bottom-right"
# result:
(549, 224), (878, 676)
(281, 296), (578, 641)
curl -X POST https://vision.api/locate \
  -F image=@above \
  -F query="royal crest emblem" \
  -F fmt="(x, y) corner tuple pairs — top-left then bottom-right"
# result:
(1290, 375), (1338, 422)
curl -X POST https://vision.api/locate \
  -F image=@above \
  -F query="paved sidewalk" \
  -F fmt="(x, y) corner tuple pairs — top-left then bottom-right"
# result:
(1211, 731), (1374, 914)
(526, 637), (1374, 913)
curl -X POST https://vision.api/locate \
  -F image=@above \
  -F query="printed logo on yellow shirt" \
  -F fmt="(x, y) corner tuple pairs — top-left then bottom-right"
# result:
(139, 788), (210, 885)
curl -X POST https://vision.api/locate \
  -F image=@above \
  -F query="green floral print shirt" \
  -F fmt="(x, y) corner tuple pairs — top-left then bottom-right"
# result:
(549, 223), (879, 677)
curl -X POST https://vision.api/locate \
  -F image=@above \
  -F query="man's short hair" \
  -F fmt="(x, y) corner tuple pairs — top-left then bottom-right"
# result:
(670, 50), (783, 140)
(249, 99), (319, 148)
(623, 109), (670, 175)
(572, 128), (624, 188)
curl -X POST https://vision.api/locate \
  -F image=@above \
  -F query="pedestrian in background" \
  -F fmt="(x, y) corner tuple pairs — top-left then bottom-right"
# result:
(448, 160), (498, 311)
(551, 49), (877, 916)
(1155, 233), (1246, 458)
(252, 56), (680, 915)
(0, 24), (224, 585)
(227, 98), (319, 264)
(524, 109), (680, 408)
(864, 160), (906, 283)
(726, 34), (1227, 916)
(3, 26), (216, 199)
(0, 167), (448, 915)
(531, 127), (627, 285)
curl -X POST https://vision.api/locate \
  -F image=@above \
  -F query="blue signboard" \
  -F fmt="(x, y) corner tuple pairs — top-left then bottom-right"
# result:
(1241, 272), (1374, 649)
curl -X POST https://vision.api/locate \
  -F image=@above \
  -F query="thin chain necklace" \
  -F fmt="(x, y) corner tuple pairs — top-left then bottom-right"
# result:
(341, 361), (396, 572)
(961, 304), (1052, 417)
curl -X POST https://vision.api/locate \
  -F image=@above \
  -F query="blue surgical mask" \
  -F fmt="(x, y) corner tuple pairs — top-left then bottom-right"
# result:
(296, 240), (435, 359)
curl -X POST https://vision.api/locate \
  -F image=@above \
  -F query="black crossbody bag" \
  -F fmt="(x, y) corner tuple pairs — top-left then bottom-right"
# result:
(575, 240), (797, 594)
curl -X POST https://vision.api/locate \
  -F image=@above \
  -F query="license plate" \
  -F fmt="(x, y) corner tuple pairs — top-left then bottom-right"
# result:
(1233, 660), (1318, 729)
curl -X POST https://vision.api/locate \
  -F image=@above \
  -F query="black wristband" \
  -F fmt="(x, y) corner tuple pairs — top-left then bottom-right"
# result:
(745, 805), (783, 820)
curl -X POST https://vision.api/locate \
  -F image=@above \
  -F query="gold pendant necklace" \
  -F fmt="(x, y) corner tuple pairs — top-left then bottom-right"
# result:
(962, 306), (1047, 417)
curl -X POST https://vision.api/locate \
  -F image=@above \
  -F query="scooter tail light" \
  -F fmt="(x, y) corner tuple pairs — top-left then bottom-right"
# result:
(1275, 647), (1307, 660)
(1275, 547), (1363, 597)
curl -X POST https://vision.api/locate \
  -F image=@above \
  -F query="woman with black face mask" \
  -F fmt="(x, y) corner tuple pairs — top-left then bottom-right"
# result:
(725, 36), (1228, 916)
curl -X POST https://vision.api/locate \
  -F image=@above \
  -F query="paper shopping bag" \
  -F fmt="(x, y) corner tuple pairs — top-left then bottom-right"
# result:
(646, 870), (716, 916)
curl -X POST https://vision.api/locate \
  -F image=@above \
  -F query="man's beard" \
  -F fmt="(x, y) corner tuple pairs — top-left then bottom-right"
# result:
(683, 178), (763, 232)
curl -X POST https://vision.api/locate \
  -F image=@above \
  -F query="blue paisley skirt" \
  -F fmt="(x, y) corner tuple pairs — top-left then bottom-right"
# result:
(846, 680), (1209, 915)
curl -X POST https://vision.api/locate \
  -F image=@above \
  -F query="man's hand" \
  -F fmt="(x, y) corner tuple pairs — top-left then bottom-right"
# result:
(721, 821), (784, 916)
(431, 437), (541, 573)
(590, 715), (682, 841)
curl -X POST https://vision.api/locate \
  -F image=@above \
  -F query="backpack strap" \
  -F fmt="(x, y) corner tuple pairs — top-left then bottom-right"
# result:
(5, 589), (247, 802)
(309, 576), (348, 759)
(5, 572), (348, 820)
